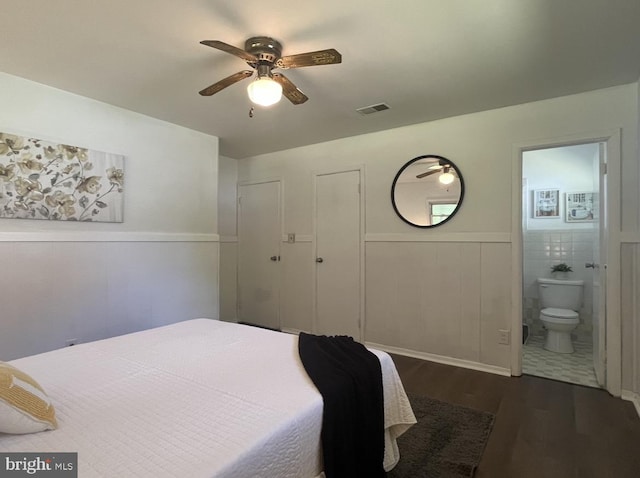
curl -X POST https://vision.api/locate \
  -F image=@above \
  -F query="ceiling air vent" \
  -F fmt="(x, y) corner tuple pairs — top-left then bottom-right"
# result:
(356, 103), (390, 115)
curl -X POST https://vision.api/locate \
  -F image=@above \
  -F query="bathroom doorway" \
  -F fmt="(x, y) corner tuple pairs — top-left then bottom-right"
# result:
(521, 142), (604, 388)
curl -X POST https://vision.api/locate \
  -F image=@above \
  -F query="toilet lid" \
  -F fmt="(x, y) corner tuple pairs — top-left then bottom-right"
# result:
(541, 307), (579, 319)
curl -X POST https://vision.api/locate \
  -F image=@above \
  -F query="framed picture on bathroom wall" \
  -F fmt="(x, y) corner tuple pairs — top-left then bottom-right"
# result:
(565, 191), (597, 222)
(532, 188), (560, 218)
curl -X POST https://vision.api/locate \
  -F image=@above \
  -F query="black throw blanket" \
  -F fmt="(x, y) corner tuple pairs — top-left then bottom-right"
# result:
(298, 332), (386, 478)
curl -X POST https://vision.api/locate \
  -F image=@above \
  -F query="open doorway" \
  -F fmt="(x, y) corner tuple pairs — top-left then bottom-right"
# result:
(521, 143), (603, 387)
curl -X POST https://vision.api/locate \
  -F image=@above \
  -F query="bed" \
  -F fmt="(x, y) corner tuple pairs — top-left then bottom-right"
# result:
(1, 319), (416, 477)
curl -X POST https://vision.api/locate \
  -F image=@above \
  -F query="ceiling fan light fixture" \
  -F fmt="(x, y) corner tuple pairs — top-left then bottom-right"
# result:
(439, 171), (455, 185)
(247, 76), (282, 107)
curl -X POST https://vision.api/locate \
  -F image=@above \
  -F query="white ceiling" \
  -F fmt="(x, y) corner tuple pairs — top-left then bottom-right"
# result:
(1, 1), (639, 159)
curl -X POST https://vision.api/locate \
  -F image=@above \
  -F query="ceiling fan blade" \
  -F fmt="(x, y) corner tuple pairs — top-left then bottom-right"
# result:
(417, 165), (458, 179)
(200, 40), (257, 63)
(199, 70), (253, 96)
(272, 73), (308, 105)
(416, 169), (440, 179)
(276, 48), (342, 69)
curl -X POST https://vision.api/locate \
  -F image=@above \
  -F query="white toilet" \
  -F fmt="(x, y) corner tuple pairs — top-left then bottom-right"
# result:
(537, 278), (584, 353)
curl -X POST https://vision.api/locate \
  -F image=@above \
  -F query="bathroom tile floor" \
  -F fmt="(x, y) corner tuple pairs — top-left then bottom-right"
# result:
(522, 334), (600, 388)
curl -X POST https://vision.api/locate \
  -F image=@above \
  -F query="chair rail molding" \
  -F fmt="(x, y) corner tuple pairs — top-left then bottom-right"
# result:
(0, 232), (219, 242)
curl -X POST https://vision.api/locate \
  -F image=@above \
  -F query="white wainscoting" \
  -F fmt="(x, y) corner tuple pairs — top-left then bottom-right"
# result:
(365, 240), (512, 370)
(620, 241), (640, 406)
(219, 239), (238, 322)
(0, 239), (219, 361)
(230, 233), (513, 372)
(365, 341), (511, 376)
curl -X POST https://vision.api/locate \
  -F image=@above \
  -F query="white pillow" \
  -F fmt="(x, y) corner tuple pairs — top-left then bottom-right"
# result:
(0, 361), (57, 434)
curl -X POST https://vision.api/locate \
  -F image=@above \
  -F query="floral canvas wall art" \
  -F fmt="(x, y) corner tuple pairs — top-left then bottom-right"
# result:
(0, 132), (124, 222)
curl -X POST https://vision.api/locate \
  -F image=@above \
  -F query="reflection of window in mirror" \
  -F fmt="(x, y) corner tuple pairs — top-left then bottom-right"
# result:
(429, 202), (457, 225)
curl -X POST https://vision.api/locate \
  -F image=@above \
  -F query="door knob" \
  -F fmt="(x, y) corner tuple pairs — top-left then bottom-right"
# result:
(270, 255), (278, 261)
(316, 257), (324, 263)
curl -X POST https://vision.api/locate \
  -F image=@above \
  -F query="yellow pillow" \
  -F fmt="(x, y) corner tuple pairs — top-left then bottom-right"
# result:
(0, 362), (57, 434)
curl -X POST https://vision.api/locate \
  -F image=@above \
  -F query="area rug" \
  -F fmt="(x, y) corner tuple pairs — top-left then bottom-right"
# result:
(388, 395), (495, 478)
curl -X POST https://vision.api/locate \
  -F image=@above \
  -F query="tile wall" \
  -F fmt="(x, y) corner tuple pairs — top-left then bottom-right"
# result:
(523, 229), (595, 340)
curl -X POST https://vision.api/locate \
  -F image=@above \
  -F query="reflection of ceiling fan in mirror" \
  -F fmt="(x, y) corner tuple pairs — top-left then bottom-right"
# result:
(416, 159), (457, 184)
(199, 36), (342, 107)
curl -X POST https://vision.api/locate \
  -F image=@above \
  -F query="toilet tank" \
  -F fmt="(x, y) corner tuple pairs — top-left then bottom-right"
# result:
(537, 278), (584, 311)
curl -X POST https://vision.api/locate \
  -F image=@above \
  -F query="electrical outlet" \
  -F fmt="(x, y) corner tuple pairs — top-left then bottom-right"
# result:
(287, 233), (296, 243)
(498, 329), (510, 345)
(65, 338), (79, 347)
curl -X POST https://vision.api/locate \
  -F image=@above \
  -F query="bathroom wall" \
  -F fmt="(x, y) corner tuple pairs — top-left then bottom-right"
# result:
(522, 144), (600, 338)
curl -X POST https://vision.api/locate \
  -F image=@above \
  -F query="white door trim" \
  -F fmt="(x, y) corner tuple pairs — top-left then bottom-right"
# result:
(511, 129), (622, 396)
(312, 165), (365, 341)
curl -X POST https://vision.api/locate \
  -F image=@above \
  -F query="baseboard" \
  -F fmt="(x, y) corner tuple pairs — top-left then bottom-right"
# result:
(281, 327), (303, 336)
(237, 321), (280, 332)
(365, 342), (511, 377)
(621, 390), (640, 418)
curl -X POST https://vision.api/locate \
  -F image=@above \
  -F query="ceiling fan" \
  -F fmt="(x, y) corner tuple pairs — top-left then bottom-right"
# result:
(416, 159), (457, 184)
(199, 36), (342, 106)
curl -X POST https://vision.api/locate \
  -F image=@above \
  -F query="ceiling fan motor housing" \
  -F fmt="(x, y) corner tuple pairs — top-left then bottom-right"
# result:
(245, 36), (282, 65)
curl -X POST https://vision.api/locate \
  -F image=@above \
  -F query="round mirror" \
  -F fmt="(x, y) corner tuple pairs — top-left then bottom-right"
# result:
(391, 154), (464, 228)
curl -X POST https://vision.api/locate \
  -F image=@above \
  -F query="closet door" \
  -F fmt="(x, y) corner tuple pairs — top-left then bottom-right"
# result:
(237, 181), (281, 329)
(314, 170), (362, 339)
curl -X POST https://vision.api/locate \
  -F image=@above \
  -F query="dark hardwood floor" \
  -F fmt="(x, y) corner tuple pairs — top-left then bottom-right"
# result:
(391, 354), (640, 478)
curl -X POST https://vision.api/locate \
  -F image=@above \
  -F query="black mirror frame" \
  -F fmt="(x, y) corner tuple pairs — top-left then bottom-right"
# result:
(390, 154), (465, 228)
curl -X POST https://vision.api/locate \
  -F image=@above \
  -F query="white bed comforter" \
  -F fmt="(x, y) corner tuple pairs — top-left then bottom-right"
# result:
(1, 319), (416, 477)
